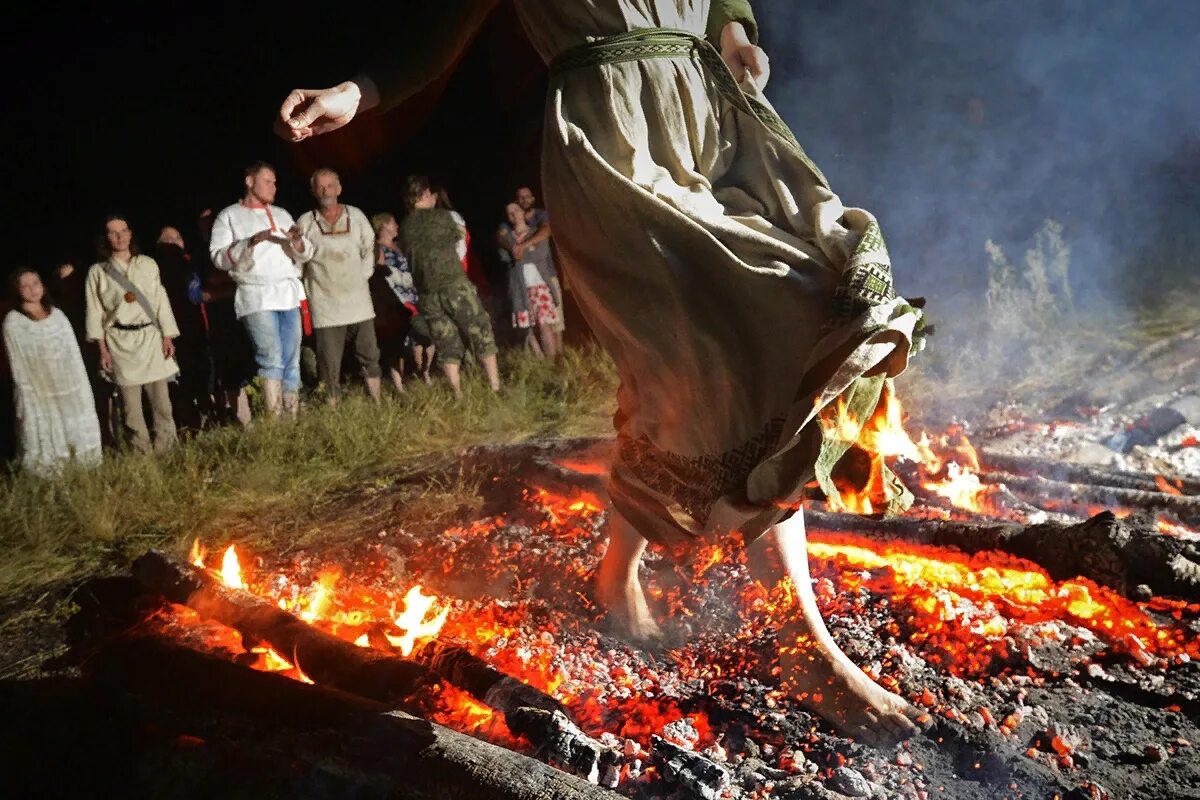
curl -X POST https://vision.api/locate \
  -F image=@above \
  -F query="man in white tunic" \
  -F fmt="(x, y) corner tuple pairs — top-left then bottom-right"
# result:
(296, 168), (381, 403)
(85, 216), (180, 453)
(208, 162), (314, 417)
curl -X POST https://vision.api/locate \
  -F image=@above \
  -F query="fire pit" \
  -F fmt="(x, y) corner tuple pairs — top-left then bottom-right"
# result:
(4, 393), (1199, 799)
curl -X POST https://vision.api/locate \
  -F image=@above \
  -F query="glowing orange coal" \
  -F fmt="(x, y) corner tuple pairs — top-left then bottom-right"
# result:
(802, 533), (1200, 675)
(1155, 475), (1184, 496)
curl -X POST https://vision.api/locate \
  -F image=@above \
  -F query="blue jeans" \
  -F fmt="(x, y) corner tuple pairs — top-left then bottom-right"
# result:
(242, 308), (302, 393)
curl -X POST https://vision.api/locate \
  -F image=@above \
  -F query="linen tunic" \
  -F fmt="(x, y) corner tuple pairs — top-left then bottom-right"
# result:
(84, 255), (181, 387)
(372, 0), (924, 548)
(208, 202), (312, 319)
(296, 205), (376, 329)
(4, 308), (102, 475)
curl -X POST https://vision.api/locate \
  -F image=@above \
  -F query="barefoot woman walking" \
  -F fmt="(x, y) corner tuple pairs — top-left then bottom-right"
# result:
(278, 0), (927, 743)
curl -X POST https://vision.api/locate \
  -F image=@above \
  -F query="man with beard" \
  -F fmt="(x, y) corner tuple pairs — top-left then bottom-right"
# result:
(296, 168), (380, 404)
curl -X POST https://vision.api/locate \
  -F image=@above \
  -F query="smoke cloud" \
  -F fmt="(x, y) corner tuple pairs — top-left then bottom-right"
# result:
(759, 0), (1200, 309)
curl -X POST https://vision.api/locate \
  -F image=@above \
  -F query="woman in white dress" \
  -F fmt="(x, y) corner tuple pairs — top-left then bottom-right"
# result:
(276, 0), (928, 742)
(3, 268), (102, 476)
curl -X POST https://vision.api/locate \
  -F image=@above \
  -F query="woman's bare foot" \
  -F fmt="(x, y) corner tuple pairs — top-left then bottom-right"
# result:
(594, 510), (663, 643)
(595, 566), (663, 642)
(749, 510), (924, 745)
(781, 628), (923, 745)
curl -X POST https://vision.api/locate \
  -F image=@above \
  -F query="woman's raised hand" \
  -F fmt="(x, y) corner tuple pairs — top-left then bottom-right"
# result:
(276, 82), (364, 142)
(720, 21), (770, 90)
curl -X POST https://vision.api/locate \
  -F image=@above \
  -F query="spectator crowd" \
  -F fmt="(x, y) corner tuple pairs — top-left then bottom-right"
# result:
(1, 162), (574, 477)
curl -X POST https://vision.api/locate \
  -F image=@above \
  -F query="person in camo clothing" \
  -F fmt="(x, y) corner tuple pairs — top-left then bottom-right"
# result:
(398, 175), (500, 397)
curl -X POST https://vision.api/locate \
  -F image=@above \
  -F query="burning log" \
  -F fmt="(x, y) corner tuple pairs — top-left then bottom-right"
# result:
(983, 471), (1200, 525)
(84, 631), (622, 800)
(132, 549), (431, 706)
(414, 638), (566, 716)
(804, 509), (1200, 601)
(412, 639), (618, 784)
(979, 449), (1200, 495)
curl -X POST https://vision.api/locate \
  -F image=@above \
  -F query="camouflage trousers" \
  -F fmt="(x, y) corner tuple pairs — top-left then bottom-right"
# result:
(421, 281), (498, 365)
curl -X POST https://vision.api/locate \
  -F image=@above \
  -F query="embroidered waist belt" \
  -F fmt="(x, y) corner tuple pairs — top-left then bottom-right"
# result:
(547, 27), (828, 190)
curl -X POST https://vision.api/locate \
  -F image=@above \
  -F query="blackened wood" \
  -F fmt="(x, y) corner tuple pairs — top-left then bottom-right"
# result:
(132, 549), (431, 706)
(414, 638), (565, 715)
(650, 735), (730, 800)
(506, 707), (620, 786)
(804, 510), (1200, 601)
(84, 633), (623, 800)
(980, 449), (1200, 495)
(983, 471), (1200, 525)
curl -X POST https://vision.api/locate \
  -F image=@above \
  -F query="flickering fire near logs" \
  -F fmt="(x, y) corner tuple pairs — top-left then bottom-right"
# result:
(9, 385), (1200, 798)
(132, 549), (432, 706)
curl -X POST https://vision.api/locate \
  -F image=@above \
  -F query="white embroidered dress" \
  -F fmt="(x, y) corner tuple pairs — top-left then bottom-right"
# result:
(3, 308), (102, 476)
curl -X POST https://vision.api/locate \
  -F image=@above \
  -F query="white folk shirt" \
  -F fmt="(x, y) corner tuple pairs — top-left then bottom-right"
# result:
(296, 204), (376, 329)
(209, 201), (313, 319)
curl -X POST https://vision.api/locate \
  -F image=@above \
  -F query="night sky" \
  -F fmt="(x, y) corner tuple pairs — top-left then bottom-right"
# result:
(13, 3), (546, 274)
(12, 2), (1200, 306)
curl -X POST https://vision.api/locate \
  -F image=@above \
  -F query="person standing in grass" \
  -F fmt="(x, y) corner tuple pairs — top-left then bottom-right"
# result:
(296, 168), (382, 405)
(209, 162), (314, 419)
(499, 201), (562, 362)
(4, 267), (102, 475)
(398, 175), (501, 398)
(85, 215), (181, 454)
(371, 211), (435, 393)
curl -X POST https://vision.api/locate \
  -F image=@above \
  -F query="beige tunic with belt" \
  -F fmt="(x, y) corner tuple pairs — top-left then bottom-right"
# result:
(85, 255), (180, 387)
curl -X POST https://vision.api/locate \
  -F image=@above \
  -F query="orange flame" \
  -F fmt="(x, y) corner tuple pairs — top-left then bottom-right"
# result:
(300, 570), (340, 623)
(925, 462), (989, 513)
(386, 585), (450, 656)
(220, 545), (244, 589)
(189, 538), (206, 568)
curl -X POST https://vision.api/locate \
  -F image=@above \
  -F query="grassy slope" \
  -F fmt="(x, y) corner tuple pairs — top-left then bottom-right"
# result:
(0, 345), (618, 614)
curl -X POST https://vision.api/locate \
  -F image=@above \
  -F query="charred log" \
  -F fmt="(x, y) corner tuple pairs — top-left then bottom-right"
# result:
(83, 632), (623, 800)
(979, 449), (1200, 495)
(506, 707), (621, 787)
(804, 510), (1200, 601)
(650, 735), (731, 800)
(132, 549), (431, 707)
(413, 638), (565, 716)
(984, 471), (1200, 525)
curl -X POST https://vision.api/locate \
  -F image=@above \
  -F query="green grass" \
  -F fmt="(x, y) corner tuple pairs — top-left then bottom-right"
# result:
(0, 344), (619, 607)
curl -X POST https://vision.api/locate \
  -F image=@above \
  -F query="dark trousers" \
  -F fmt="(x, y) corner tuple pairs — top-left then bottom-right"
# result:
(314, 321), (381, 397)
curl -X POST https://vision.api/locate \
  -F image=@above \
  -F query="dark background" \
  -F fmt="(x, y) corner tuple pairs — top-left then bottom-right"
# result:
(9, 1), (1200, 307)
(10, 2), (547, 282)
